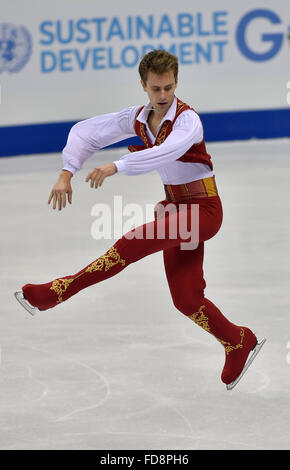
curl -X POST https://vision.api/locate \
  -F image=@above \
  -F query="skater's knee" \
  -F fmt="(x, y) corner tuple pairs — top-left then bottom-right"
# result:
(171, 292), (204, 316)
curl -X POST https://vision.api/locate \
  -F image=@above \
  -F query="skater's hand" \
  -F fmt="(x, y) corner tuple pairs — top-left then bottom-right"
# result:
(85, 163), (117, 189)
(48, 171), (73, 211)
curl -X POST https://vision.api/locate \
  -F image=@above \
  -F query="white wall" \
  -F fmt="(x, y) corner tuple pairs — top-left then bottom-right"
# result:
(1, 0), (289, 126)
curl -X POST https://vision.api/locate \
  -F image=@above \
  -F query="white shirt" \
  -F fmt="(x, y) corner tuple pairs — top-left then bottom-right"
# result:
(62, 96), (214, 185)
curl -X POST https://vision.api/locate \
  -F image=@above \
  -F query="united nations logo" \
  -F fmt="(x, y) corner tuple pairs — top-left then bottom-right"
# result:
(0, 23), (32, 73)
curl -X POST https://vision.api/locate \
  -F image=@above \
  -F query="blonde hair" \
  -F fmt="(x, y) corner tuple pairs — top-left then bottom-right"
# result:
(139, 49), (178, 84)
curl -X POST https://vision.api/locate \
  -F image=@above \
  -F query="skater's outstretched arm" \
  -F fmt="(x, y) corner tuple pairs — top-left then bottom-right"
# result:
(48, 169), (73, 211)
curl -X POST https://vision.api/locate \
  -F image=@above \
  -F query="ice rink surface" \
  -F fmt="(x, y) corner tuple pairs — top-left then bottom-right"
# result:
(0, 138), (290, 450)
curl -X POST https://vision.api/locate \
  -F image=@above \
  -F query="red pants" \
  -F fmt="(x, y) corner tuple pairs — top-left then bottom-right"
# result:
(22, 194), (257, 384)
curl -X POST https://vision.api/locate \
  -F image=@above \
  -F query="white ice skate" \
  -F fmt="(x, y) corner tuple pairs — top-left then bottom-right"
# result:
(14, 290), (42, 316)
(226, 337), (267, 390)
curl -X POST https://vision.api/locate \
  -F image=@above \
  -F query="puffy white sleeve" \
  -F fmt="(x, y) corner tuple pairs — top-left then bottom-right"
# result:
(113, 110), (203, 175)
(62, 106), (139, 174)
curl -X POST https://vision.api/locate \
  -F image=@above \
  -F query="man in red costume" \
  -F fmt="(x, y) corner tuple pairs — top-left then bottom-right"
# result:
(15, 50), (265, 390)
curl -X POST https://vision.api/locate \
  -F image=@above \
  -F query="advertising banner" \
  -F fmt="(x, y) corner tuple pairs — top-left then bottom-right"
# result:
(1, 0), (289, 155)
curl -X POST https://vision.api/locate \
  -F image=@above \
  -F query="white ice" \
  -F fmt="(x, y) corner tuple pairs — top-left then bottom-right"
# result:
(0, 138), (290, 450)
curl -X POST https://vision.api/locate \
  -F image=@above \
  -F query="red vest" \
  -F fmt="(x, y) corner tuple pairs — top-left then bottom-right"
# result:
(128, 98), (213, 170)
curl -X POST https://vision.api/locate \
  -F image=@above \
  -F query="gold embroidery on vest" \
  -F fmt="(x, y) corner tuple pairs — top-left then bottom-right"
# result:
(128, 145), (138, 152)
(176, 99), (188, 114)
(154, 100), (190, 147)
(139, 123), (152, 148)
(49, 246), (126, 304)
(176, 100), (183, 112)
(155, 121), (171, 146)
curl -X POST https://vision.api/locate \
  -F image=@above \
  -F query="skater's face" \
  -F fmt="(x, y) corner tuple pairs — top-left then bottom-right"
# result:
(141, 70), (178, 117)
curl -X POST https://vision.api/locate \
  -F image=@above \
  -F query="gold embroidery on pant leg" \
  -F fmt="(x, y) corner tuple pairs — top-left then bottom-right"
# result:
(49, 246), (126, 304)
(217, 328), (245, 355)
(50, 278), (75, 304)
(188, 305), (210, 332)
(85, 246), (126, 273)
(188, 306), (245, 355)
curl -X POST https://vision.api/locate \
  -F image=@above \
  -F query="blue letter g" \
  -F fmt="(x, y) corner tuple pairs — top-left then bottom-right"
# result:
(236, 9), (283, 61)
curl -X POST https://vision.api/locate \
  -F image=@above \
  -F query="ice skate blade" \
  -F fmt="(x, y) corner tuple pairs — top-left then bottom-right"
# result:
(14, 290), (41, 316)
(226, 338), (267, 391)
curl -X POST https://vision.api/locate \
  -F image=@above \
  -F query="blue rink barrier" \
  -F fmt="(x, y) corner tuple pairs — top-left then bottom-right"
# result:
(0, 107), (289, 157)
